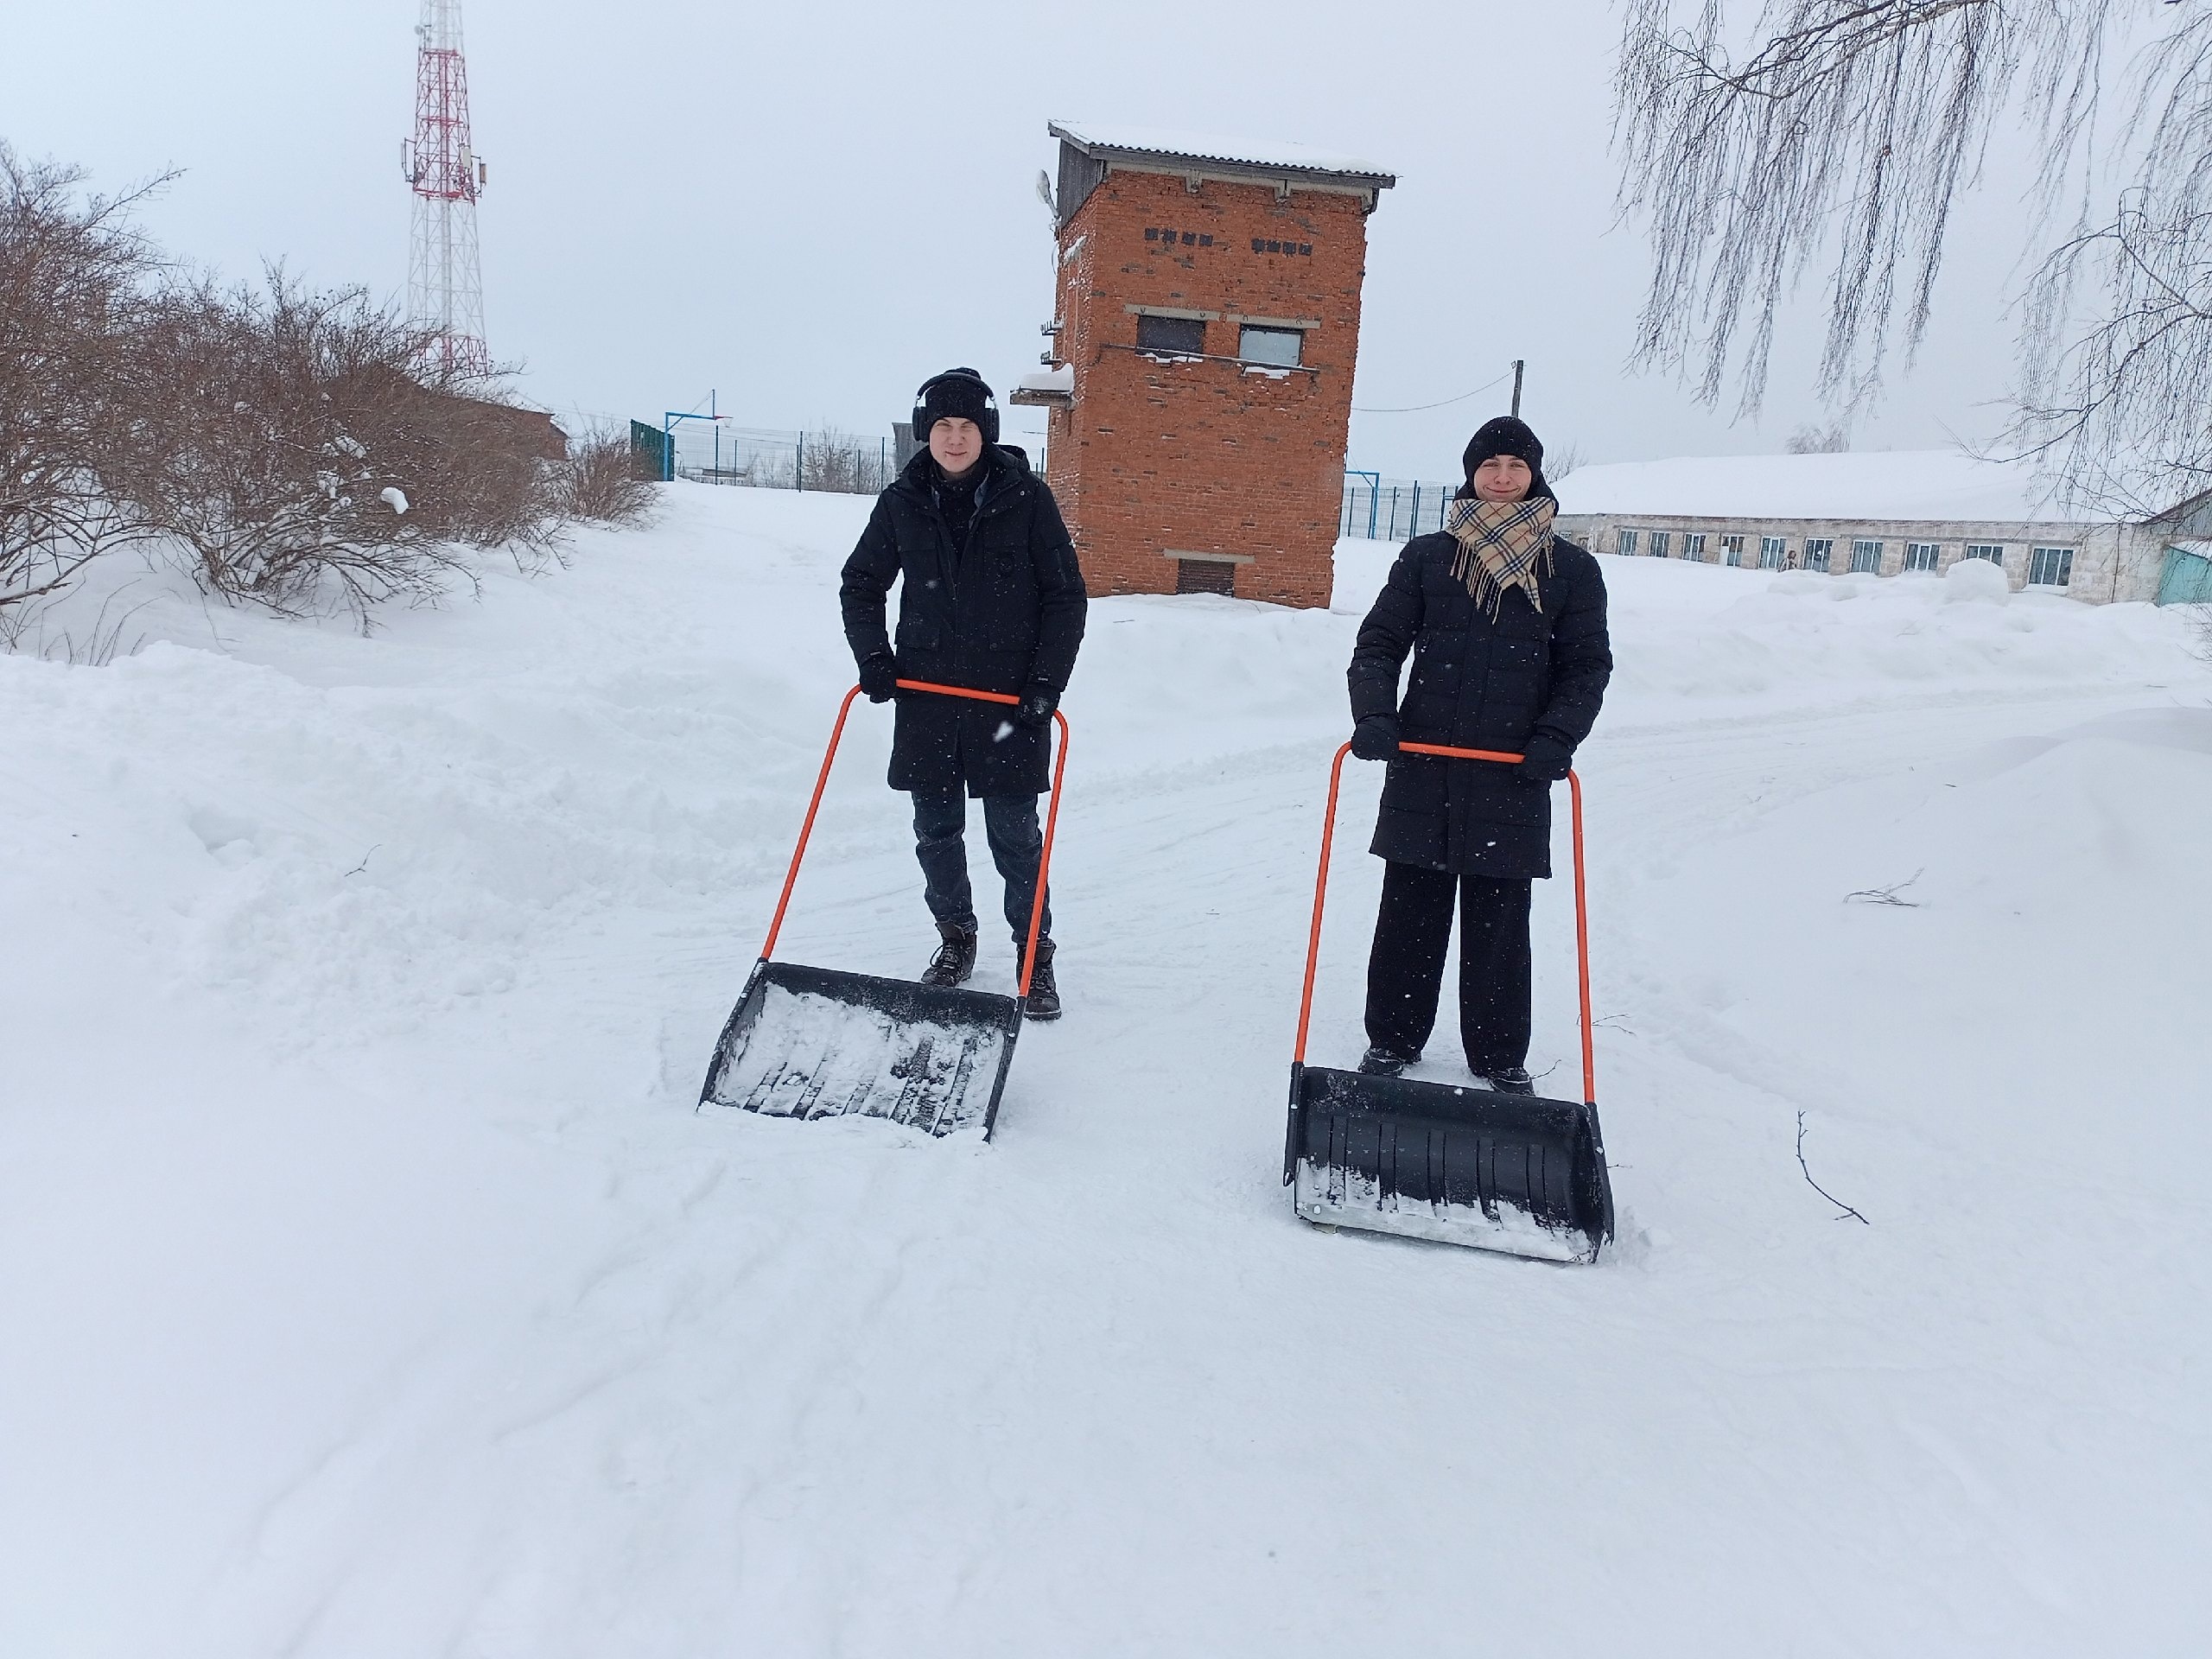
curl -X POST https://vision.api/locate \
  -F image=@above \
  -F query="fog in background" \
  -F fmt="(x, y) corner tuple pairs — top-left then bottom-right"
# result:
(6, 0), (2050, 480)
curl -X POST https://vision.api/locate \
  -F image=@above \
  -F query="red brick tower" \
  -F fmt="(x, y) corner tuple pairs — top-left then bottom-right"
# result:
(1012, 124), (1395, 608)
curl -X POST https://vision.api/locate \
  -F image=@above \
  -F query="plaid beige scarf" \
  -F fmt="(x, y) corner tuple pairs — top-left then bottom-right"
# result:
(1444, 495), (1556, 618)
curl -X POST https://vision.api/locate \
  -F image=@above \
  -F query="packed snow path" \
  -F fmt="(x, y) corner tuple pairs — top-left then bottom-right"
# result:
(4, 488), (2208, 1656)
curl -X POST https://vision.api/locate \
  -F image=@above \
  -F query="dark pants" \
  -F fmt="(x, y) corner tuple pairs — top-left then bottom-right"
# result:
(1363, 860), (1533, 1071)
(910, 789), (1051, 941)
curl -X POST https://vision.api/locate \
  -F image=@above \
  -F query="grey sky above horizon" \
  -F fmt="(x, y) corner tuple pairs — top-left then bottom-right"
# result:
(7, 0), (2050, 481)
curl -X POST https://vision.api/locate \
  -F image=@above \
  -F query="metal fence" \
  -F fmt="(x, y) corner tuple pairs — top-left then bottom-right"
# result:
(1342, 474), (1458, 542)
(660, 423), (902, 494)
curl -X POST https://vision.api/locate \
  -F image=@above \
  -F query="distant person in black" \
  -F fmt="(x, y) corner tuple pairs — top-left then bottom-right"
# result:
(1345, 416), (1612, 1089)
(838, 369), (1087, 1018)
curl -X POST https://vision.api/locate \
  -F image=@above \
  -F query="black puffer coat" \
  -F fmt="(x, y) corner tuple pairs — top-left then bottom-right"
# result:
(840, 445), (1087, 797)
(1348, 531), (1611, 879)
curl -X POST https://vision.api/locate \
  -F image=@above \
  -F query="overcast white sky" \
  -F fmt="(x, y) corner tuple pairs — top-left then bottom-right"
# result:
(6, 0), (2050, 480)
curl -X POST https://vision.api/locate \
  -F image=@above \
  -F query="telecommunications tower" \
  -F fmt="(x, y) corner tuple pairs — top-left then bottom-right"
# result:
(403, 0), (490, 378)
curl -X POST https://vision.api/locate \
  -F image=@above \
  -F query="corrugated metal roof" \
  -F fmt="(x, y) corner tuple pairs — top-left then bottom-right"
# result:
(1048, 121), (1395, 187)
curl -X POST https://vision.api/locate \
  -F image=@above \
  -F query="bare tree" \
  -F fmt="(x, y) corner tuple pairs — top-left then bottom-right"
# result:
(0, 144), (167, 617)
(551, 425), (657, 525)
(1615, 2), (2212, 504)
(798, 424), (891, 494)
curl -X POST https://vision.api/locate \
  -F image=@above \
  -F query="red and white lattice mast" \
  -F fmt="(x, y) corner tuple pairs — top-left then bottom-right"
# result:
(402, 0), (490, 378)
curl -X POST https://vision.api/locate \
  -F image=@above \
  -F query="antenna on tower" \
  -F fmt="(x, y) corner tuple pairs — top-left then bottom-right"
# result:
(404, 0), (490, 380)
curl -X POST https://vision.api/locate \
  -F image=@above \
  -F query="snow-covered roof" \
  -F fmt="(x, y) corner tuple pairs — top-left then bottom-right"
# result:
(1556, 450), (2071, 524)
(1048, 121), (1395, 186)
(1008, 366), (1074, 406)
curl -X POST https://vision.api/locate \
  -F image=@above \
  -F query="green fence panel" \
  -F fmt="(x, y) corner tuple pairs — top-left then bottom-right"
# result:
(630, 419), (673, 483)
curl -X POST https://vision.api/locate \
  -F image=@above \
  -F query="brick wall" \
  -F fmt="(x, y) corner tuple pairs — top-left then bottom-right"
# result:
(1048, 169), (1376, 608)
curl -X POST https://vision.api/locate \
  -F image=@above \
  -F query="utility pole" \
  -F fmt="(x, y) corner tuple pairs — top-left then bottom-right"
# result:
(403, 0), (490, 379)
(1510, 359), (1525, 418)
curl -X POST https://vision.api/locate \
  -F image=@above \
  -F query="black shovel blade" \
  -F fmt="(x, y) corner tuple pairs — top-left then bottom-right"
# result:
(698, 960), (1022, 1139)
(1286, 1063), (1614, 1263)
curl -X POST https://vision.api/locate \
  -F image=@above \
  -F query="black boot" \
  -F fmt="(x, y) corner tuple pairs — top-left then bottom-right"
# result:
(1479, 1065), (1536, 1095)
(1358, 1046), (1418, 1077)
(921, 922), (976, 988)
(1020, 937), (1060, 1020)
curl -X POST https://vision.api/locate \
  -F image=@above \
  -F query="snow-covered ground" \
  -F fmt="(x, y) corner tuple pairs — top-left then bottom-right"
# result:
(5, 486), (2209, 1656)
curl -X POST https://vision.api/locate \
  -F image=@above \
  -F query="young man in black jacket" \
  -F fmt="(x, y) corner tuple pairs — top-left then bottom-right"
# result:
(838, 369), (1087, 1018)
(1345, 416), (1612, 1089)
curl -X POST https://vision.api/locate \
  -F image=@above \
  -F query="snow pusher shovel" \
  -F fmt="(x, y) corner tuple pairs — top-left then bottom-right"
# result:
(1283, 741), (1615, 1263)
(699, 680), (1071, 1140)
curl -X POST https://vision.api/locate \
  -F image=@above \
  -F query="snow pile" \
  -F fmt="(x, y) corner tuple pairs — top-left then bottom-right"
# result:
(3, 486), (2209, 1657)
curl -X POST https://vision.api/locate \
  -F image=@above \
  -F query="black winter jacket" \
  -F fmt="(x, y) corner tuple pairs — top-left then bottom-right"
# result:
(1348, 532), (1611, 879)
(840, 445), (1087, 796)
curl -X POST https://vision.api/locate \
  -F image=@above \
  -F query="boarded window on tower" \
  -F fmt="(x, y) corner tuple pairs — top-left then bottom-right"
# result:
(1136, 314), (1207, 356)
(1176, 558), (1236, 596)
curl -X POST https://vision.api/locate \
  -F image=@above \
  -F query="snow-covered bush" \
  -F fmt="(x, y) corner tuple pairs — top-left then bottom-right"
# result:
(0, 144), (162, 627)
(548, 426), (656, 527)
(111, 273), (574, 616)
(8, 143), (612, 632)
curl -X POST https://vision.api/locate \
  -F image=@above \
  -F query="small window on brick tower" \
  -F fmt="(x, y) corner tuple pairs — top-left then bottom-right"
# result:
(1239, 325), (1303, 367)
(1175, 558), (1236, 596)
(1136, 314), (1206, 355)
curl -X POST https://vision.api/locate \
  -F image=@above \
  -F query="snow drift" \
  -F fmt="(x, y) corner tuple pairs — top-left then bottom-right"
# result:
(3, 486), (2209, 1656)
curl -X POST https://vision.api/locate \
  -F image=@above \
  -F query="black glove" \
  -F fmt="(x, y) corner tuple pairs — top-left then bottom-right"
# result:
(1350, 715), (1401, 762)
(1015, 681), (1059, 728)
(857, 652), (898, 704)
(1515, 731), (1574, 783)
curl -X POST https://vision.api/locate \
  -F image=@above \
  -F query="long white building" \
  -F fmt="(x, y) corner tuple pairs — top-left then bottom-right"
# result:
(1553, 450), (2212, 606)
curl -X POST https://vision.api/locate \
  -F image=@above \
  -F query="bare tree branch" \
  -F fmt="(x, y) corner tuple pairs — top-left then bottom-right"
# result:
(2008, 17), (2212, 511)
(1612, 2), (2160, 422)
(1796, 1110), (1872, 1223)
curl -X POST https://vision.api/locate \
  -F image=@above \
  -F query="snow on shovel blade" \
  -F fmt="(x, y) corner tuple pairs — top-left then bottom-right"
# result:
(698, 961), (1021, 1139)
(1288, 1065), (1615, 1263)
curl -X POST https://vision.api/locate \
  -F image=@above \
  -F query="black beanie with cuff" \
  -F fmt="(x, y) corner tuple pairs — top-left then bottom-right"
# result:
(1459, 416), (1555, 503)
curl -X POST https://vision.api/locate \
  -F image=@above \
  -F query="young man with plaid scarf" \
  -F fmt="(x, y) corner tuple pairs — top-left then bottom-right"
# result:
(1344, 416), (1613, 1089)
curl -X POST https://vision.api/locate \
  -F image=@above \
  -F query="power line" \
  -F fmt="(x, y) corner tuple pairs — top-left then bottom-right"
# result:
(1352, 368), (1515, 415)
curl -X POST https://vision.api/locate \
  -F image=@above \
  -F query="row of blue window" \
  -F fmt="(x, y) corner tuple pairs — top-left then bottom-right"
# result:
(1613, 528), (2073, 586)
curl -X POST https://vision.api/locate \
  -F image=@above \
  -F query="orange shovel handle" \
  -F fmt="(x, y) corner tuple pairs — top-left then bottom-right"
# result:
(758, 680), (1070, 1001)
(1292, 741), (1597, 1107)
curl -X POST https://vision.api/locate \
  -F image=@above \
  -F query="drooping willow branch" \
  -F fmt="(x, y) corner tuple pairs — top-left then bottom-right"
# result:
(2008, 16), (2212, 512)
(1613, 2), (2121, 420)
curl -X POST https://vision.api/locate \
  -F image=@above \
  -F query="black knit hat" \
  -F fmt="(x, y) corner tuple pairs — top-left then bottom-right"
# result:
(1459, 415), (1554, 503)
(913, 367), (1000, 445)
(1464, 416), (1543, 476)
